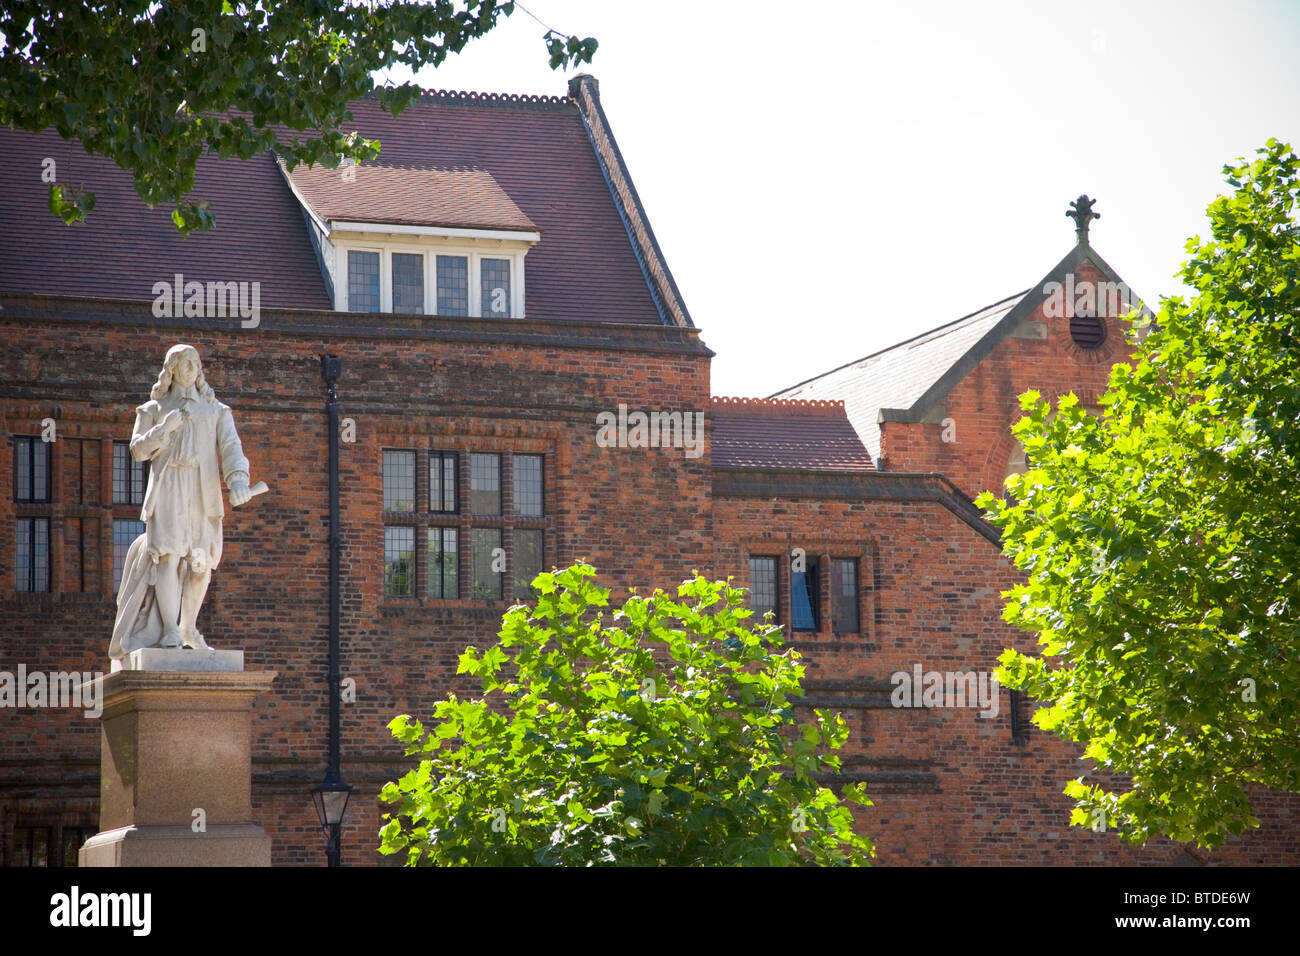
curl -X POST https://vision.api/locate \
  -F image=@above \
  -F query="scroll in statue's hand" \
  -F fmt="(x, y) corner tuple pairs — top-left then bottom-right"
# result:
(229, 481), (252, 507)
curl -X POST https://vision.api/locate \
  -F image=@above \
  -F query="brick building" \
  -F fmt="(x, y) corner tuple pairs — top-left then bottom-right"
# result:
(1, 75), (1295, 866)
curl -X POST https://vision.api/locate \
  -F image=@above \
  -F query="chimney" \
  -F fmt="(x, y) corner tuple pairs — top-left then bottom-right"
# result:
(567, 73), (599, 100)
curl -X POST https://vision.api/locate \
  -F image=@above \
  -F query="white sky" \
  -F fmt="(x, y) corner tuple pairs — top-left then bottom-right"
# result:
(382, 0), (1300, 398)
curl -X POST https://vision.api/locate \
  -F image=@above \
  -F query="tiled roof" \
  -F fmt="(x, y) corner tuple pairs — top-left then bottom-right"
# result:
(0, 85), (665, 324)
(711, 397), (874, 471)
(0, 133), (334, 311)
(772, 292), (1028, 461)
(286, 163), (539, 232)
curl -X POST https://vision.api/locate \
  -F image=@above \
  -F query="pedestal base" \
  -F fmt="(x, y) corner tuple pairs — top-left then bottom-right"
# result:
(80, 824), (272, 867)
(112, 647), (245, 672)
(80, 667), (277, 867)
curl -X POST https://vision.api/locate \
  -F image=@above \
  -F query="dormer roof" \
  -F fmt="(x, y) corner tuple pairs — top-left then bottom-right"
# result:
(284, 162), (539, 236)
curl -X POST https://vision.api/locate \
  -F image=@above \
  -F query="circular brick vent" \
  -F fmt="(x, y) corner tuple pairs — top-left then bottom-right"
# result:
(1070, 313), (1107, 349)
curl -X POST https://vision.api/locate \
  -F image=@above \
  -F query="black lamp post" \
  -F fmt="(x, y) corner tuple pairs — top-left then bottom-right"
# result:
(314, 353), (351, 866)
(311, 774), (353, 867)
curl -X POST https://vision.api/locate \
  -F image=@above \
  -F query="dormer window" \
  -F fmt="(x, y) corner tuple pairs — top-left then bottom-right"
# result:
(281, 161), (539, 319)
(339, 244), (523, 317)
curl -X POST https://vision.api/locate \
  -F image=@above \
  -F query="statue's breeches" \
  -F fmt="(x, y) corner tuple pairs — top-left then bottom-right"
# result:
(144, 466), (223, 570)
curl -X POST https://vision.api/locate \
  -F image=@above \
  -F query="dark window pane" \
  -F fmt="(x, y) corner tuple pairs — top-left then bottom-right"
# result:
(470, 453), (501, 514)
(441, 454), (457, 512)
(392, 252), (424, 314)
(384, 526), (414, 597)
(427, 527), (458, 599)
(35, 441), (47, 501)
(16, 438), (30, 500)
(472, 528), (503, 599)
(348, 250), (380, 312)
(12, 826), (30, 866)
(429, 451), (458, 513)
(749, 556), (778, 620)
(15, 437), (50, 503)
(480, 257), (511, 317)
(14, 827), (51, 867)
(16, 518), (50, 592)
(383, 450), (416, 513)
(113, 442), (128, 503)
(62, 828), (90, 867)
(436, 255), (468, 316)
(16, 519), (29, 591)
(113, 519), (146, 592)
(31, 827), (49, 866)
(513, 529), (543, 600)
(832, 558), (859, 634)
(113, 442), (150, 504)
(512, 454), (543, 516)
(11, 826), (58, 867)
(791, 557), (819, 631)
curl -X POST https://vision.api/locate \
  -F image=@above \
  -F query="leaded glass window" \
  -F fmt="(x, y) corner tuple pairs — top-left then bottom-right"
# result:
(437, 255), (469, 316)
(392, 252), (424, 315)
(348, 250), (380, 312)
(480, 258), (511, 317)
(749, 556), (778, 620)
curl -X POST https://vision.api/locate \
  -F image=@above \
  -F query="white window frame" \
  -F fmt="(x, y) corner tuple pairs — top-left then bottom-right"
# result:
(335, 239), (526, 318)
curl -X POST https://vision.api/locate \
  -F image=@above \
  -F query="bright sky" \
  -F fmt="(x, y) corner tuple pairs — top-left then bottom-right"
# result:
(383, 0), (1300, 398)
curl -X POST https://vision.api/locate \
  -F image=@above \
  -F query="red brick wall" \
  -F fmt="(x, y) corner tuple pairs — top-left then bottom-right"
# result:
(710, 488), (1300, 864)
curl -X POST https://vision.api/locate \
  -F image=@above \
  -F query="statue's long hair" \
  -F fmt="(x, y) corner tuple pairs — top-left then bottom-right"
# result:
(150, 344), (216, 402)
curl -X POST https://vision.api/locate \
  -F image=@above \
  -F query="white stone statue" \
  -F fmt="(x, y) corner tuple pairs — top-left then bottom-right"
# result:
(110, 344), (263, 660)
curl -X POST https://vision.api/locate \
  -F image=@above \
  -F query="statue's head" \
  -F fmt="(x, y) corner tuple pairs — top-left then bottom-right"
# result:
(151, 344), (215, 402)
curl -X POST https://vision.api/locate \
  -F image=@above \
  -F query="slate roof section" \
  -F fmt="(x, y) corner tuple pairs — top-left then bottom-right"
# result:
(0, 132), (334, 311)
(772, 242), (1152, 465)
(772, 292), (1028, 461)
(711, 397), (874, 471)
(568, 75), (693, 329)
(285, 163), (539, 232)
(0, 79), (681, 325)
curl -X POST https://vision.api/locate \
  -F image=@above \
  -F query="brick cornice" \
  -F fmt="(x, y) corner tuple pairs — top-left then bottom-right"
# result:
(712, 467), (1001, 545)
(0, 293), (713, 358)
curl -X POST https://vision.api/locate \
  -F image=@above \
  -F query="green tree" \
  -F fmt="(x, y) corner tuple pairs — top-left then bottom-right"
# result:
(379, 564), (873, 866)
(0, 1), (595, 232)
(977, 139), (1300, 849)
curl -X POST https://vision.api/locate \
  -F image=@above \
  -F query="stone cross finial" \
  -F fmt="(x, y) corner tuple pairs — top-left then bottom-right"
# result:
(1067, 195), (1100, 244)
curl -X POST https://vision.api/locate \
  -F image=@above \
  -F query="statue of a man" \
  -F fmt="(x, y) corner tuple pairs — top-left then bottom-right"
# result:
(110, 344), (254, 660)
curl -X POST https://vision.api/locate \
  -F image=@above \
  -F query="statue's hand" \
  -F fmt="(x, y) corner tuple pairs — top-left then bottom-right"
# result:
(162, 408), (185, 435)
(229, 481), (252, 507)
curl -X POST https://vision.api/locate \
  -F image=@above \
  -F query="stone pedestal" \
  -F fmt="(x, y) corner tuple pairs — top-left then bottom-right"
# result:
(79, 663), (277, 867)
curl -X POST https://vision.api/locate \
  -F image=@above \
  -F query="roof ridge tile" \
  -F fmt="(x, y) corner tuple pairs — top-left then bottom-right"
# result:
(712, 396), (847, 415)
(415, 88), (572, 108)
